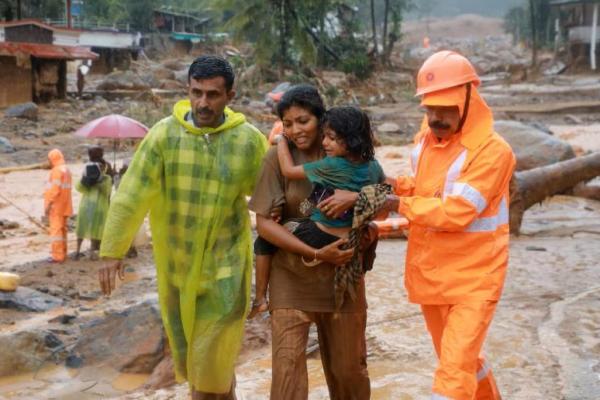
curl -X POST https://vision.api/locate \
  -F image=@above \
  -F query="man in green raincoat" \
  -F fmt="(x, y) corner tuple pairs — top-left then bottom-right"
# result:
(98, 55), (268, 399)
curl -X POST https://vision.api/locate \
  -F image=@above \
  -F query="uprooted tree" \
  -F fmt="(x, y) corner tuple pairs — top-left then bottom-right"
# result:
(510, 152), (600, 234)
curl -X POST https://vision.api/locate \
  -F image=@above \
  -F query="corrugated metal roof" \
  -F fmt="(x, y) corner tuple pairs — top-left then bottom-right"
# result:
(0, 42), (98, 60)
(0, 19), (82, 34)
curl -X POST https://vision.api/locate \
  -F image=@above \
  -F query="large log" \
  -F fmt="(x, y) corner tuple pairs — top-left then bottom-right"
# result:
(0, 162), (47, 175)
(510, 152), (600, 234)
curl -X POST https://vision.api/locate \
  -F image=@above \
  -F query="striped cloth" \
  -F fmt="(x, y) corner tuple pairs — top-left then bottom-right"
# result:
(335, 183), (392, 309)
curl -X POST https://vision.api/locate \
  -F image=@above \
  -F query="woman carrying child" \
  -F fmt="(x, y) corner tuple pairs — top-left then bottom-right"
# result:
(248, 85), (382, 400)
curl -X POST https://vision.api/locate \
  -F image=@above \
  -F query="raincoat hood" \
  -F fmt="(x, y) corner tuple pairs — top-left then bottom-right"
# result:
(420, 84), (494, 150)
(173, 99), (246, 135)
(48, 149), (65, 167)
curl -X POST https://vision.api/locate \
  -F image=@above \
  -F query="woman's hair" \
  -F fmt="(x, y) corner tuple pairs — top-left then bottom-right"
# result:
(88, 146), (104, 162)
(276, 84), (325, 122)
(323, 106), (375, 162)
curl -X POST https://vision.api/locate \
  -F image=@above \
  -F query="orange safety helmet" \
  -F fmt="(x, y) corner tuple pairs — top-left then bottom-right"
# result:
(415, 50), (480, 96)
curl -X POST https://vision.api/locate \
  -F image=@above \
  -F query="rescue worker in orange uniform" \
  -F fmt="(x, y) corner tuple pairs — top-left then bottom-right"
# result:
(44, 149), (73, 263)
(380, 51), (516, 399)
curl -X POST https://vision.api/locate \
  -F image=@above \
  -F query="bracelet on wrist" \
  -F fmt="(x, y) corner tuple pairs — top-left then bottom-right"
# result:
(301, 248), (321, 267)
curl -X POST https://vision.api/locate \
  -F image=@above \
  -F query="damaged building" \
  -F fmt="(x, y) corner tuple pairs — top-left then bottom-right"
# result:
(551, 0), (600, 70)
(0, 20), (97, 108)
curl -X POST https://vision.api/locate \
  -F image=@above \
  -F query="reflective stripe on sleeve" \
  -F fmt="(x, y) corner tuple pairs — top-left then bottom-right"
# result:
(443, 149), (467, 196)
(432, 393), (452, 400)
(410, 139), (425, 177)
(449, 182), (487, 213)
(465, 197), (509, 233)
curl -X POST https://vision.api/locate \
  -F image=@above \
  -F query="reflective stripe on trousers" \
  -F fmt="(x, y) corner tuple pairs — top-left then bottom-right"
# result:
(431, 361), (493, 400)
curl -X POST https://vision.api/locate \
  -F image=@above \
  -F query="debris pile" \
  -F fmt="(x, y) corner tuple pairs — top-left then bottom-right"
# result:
(404, 35), (529, 78)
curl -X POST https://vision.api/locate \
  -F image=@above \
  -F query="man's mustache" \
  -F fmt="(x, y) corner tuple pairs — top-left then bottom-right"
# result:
(195, 108), (213, 116)
(429, 120), (451, 130)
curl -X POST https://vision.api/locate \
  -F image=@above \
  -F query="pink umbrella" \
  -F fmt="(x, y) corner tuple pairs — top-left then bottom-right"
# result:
(74, 114), (148, 139)
(74, 114), (149, 170)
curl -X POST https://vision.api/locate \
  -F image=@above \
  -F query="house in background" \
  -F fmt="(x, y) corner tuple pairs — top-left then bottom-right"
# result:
(1, 19), (141, 75)
(0, 20), (97, 108)
(153, 8), (212, 54)
(550, 0), (600, 70)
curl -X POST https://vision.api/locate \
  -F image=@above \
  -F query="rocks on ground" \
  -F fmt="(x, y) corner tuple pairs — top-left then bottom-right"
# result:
(4, 102), (39, 120)
(0, 286), (63, 312)
(495, 120), (576, 171)
(0, 136), (15, 153)
(0, 330), (65, 376)
(70, 300), (165, 373)
(97, 71), (151, 91)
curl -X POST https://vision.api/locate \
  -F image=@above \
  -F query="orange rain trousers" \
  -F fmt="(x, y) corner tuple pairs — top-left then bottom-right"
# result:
(49, 214), (68, 262)
(422, 302), (501, 400)
(44, 149), (73, 262)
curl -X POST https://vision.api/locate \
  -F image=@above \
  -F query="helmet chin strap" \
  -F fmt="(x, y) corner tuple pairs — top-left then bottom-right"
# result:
(457, 83), (471, 132)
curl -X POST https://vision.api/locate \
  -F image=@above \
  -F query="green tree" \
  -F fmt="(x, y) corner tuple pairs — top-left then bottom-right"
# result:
(381, 0), (413, 64)
(214, 0), (372, 78)
(0, 0), (65, 20)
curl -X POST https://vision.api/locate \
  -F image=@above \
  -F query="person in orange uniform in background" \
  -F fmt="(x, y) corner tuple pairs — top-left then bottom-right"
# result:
(44, 149), (73, 263)
(267, 90), (285, 145)
(359, 50), (514, 399)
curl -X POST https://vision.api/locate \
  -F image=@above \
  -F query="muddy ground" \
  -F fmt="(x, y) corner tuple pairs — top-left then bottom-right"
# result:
(1, 117), (600, 399)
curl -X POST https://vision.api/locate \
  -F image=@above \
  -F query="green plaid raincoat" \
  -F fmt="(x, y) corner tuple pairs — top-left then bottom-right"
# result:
(75, 174), (112, 240)
(100, 100), (268, 393)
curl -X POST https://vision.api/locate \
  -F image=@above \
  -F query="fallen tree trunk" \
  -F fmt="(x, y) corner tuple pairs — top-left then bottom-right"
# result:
(0, 162), (47, 175)
(510, 152), (600, 234)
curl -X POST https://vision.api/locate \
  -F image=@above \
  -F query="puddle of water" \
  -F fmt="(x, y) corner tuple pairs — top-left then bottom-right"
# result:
(1, 307), (66, 334)
(111, 372), (149, 391)
(0, 364), (148, 399)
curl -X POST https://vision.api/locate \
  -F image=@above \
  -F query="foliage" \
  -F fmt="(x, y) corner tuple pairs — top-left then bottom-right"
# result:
(212, 0), (376, 79)
(0, 0), (65, 20)
(382, 0), (413, 64)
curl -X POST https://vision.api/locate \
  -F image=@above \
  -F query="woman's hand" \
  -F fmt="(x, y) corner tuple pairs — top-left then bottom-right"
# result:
(317, 238), (354, 266)
(270, 206), (282, 223)
(317, 189), (358, 219)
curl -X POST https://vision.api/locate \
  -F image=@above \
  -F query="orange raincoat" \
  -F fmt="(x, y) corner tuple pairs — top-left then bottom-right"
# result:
(44, 149), (73, 262)
(395, 84), (515, 400)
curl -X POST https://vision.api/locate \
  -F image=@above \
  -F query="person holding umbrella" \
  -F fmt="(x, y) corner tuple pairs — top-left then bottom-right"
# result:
(72, 146), (113, 261)
(97, 55), (269, 399)
(74, 113), (149, 174)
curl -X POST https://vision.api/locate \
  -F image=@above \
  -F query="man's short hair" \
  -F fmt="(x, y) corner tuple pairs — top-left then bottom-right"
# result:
(188, 55), (235, 91)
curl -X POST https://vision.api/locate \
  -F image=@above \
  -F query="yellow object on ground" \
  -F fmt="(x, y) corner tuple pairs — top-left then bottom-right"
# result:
(100, 100), (268, 393)
(0, 272), (20, 291)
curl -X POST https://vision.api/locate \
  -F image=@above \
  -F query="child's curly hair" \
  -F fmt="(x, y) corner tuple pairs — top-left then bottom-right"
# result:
(323, 106), (375, 162)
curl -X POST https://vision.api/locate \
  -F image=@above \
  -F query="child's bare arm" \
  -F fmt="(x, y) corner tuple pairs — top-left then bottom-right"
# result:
(277, 138), (306, 179)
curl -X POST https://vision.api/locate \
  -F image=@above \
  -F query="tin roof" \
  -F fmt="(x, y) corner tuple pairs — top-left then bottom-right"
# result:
(0, 19), (82, 34)
(0, 41), (98, 60)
